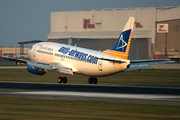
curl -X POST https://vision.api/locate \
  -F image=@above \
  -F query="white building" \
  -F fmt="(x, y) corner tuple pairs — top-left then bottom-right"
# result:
(48, 6), (180, 60)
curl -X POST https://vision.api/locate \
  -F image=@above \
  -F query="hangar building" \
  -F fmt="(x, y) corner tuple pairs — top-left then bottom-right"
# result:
(0, 46), (30, 58)
(48, 6), (180, 60)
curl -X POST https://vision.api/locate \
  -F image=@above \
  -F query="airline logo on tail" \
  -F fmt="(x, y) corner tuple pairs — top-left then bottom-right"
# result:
(113, 29), (131, 53)
(116, 35), (127, 49)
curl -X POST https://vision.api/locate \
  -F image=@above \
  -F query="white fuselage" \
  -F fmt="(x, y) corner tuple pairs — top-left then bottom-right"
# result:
(28, 42), (130, 77)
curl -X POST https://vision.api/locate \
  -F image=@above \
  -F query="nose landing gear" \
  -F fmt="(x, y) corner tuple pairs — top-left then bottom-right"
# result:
(88, 77), (98, 84)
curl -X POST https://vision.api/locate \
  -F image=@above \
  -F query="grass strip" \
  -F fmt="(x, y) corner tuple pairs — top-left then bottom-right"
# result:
(0, 97), (180, 120)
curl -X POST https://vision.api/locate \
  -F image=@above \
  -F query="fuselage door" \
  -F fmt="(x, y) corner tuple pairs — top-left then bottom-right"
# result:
(98, 59), (103, 71)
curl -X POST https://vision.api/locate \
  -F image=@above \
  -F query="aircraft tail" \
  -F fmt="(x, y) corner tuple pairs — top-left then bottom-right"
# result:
(103, 17), (135, 59)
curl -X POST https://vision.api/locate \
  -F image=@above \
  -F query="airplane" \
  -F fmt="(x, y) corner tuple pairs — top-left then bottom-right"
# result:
(4, 17), (173, 84)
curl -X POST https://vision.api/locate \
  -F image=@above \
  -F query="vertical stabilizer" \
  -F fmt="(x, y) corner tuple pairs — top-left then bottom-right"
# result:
(103, 17), (135, 59)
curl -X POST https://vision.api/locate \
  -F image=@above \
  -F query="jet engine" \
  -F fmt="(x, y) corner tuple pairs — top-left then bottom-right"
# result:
(27, 65), (46, 75)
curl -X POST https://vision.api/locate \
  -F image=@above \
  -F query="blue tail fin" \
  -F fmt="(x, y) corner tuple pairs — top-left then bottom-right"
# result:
(103, 17), (135, 59)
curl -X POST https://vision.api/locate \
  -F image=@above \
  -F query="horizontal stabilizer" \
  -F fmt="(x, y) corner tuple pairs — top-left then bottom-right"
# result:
(125, 63), (151, 71)
(125, 59), (174, 71)
(130, 59), (174, 64)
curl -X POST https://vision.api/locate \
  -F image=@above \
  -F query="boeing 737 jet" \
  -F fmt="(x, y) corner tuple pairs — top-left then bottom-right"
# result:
(5, 17), (173, 84)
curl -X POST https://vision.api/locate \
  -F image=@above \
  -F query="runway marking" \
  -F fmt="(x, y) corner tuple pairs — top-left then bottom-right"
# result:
(7, 91), (180, 100)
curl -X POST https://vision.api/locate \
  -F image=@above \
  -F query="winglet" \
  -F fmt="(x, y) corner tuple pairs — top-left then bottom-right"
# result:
(17, 50), (19, 56)
(16, 50), (29, 57)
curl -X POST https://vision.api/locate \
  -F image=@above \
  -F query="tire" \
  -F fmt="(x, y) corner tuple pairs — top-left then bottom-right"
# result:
(93, 78), (98, 84)
(63, 77), (67, 83)
(57, 77), (62, 83)
(88, 78), (93, 84)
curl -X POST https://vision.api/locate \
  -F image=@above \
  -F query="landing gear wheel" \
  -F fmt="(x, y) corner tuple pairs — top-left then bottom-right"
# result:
(62, 77), (67, 83)
(93, 78), (98, 84)
(57, 77), (67, 84)
(57, 77), (63, 83)
(88, 78), (93, 84)
(88, 77), (98, 84)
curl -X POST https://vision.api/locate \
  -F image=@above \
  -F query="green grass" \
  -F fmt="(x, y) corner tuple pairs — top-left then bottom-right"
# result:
(0, 97), (179, 120)
(0, 69), (180, 87)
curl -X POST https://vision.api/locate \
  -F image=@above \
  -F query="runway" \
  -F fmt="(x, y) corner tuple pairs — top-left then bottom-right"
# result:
(0, 82), (180, 105)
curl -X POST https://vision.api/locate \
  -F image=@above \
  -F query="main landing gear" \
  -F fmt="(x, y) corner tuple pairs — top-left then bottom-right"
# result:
(57, 73), (98, 84)
(88, 77), (98, 84)
(57, 73), (67, 83)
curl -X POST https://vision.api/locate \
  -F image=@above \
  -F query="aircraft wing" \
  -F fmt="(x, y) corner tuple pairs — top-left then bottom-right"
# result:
(4, 57), (73, 74)
(27, 61), (53, 70)
(27, 61), (73, 74)
(28, 61), (73, 74)
(125, 59), (174, 71)
(4, 57), (29, 64)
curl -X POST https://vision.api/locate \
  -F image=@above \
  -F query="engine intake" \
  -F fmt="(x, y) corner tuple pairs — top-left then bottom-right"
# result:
(27, 65), (46, 76)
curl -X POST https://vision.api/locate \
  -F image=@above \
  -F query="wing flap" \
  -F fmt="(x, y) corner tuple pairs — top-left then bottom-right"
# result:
(50, 62), (73, 75)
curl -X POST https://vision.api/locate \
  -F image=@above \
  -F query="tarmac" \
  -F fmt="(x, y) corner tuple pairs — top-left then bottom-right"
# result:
(0, 82), (180, 105)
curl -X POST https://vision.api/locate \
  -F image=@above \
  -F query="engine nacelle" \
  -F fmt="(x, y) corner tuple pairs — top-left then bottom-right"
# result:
(27, 65), (46, 76)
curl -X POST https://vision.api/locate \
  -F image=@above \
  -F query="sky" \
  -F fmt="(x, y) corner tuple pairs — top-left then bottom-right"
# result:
(0, 0), (180, 47)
